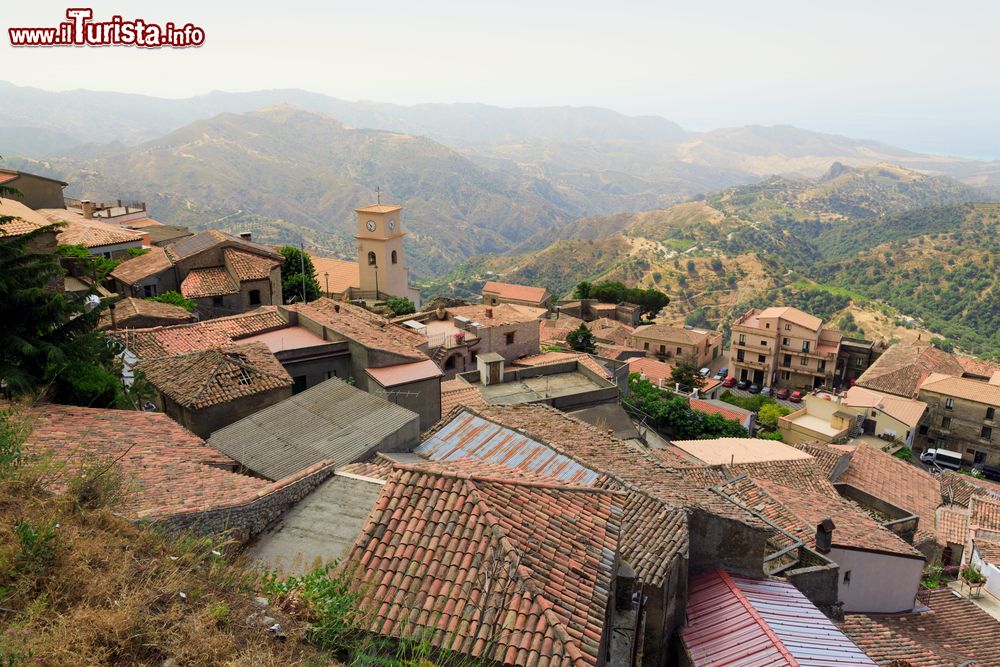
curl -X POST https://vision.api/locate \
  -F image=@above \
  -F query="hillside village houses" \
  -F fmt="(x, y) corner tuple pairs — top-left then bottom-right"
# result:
(12, 168), (1000, 665)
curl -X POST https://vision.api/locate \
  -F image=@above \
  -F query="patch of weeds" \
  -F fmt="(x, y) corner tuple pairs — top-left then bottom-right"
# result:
(13, 519), (59, 575)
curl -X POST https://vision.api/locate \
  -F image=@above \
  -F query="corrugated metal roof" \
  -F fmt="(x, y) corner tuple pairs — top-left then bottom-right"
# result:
(208, 377), (419, 480)
(365, 359), (442, 387)
(416, 410), (599, 485)
(682, 570), (876, 666)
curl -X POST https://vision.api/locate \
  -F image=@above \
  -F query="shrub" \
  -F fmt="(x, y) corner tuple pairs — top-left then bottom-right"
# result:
(385, 296), (416, 317)
(149, 291), (196, 311)
(757, 403), (791, 432)
(961, 564), (986, 585)
(13, 518), (59, 575)
(893, 447), (912, 462)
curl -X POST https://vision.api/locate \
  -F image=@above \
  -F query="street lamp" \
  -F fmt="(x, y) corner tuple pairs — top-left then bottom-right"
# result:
(324, 271), (329, 296)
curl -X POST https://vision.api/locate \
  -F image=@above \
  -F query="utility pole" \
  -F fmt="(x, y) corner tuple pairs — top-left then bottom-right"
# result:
(300, 241), (307, 304)
(324, 271), (330, 297)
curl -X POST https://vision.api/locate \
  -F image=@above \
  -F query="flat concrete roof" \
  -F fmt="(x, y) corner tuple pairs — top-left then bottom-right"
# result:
(249, 472), (383, 576)
(477, 371), (606, 405)
(788, 413), (845, 438)
(239, 325), (329, 352)
(669, 437), (815, 465)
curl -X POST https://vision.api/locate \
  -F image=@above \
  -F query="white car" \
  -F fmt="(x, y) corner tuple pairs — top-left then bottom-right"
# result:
(698, 367), (711, 377)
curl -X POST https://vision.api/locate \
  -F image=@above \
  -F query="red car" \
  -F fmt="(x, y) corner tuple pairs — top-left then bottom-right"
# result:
(789, 391), (803, 403)
(775, 388), (790, 400)
(722, 376), (737, 388)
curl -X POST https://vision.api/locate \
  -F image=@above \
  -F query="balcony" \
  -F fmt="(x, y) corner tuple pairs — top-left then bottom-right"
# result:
(735, 359), (771, 371)
(778, 364), (826, 377)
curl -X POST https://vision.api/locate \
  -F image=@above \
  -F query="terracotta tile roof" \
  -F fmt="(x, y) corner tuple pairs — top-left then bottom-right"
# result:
(365, 359), (442, 387)
(627, 357), (674, 386)
(345, 465), (621, 667)
(47, 216), (144, 249)
(935, 505), (969, 545)
(440, 378), (486, 414)
(308, 254), (360, 294)
(757, 306), (823, 331)
(631, 323), (715, 346)
(856, 341), (964, 398)
(0, 197), (53, 236)
(727, 458), (841, 496)
(0, 172), (17, 185)
(788, 441), (849, 478)
(354, 204), (401, 214)
(110, 246), (173, 284)
(540, 315), (585, 344)
(956, 355), (1000, 379)
(512, 351), (613, 379)
(482, 280), (550, 304)
(588, 318), (634, 345)
(689, 398), (751, 425)
(836, 445), (941, 546)
(594, 343), (643, 360)
(180, 266), (238, 298)
(843, 386), (928, 427)
(939, 470), (1000, 507)
(98, 297), (196, 330)
(683, 570), (876, 667)
(970, 495), (1000, 532)
(755, 478), (924, 558)
(974, 538), (1000, 565)
(224, 247), (278, 282)
(842, 588), (1000, 666)
(291, 298), (427, 361)
(117, 308), (288, 358)
(22, 404), (278, 520)
(165, 229), (280, 262)
(447, 303), (548, 327)
(920, 372), (1000, 408)
(336, 454), (399, 481)
(135, 342), (292, 409)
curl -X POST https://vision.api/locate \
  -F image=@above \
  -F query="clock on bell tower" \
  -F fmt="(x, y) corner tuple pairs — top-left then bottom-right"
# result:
(355, 202), (408, 300)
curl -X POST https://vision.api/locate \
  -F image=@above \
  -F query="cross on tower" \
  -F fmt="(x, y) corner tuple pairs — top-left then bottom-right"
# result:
(376, 186), (381, 205)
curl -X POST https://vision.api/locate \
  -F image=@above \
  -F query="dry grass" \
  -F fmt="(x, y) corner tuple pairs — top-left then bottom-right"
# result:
(0, 469), (334, 666)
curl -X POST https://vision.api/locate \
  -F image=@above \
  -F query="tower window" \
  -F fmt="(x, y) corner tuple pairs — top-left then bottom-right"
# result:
(367, 251), (377, 266)
(391, 250), (398, 265)
(248, 289), (261, 305)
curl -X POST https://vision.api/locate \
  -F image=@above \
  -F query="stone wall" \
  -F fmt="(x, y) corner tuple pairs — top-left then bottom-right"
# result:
(687, 508), (768, 577)
(154, 463), (335, 543)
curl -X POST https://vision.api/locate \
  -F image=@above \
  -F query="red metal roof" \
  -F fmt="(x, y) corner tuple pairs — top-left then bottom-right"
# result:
(682, 570), (876, 666)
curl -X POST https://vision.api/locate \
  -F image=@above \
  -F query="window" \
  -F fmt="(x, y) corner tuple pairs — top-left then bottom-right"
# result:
(843, 570), (851, 585)
(760, 339), (768, 346)
(738, 334), (745, 345)
(758, 354), (766, 363)
(505, 332), (515, 345)
(643, 342), (649, 350)
(802, 341), (810, 353)
(391, 250), (398, 264)
(871, 410), (878, 418)
(248, 289), (261, 305)
(676, 347), (682, 355)
(292, 376), (307, 394)
(818, 360), (826, 372)
(142, 284), (157, 298)
(367, 251), (377, 266)
(737, 350), (745, 362)
(765, 323), (770, 329)
(659, 344), (666, 354)
(102, 251), (113, 260)
(988, 407), (996, 420)
(983, 426), (994, 441)
(941, 416), (951, 428)
(945, 398), (954, 410)
(919, 424), (928, 435)
(782, 337), (790, 346)
(783, 354), (792, 366)
(785, 324), (792, 331)
(800, 356), (808, 366)
(781, 371), (790, 380)
(212, 295), (223, 307)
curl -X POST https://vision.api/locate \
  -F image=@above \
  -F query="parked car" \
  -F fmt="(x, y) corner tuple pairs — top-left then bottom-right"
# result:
(775, 388), (790, 400)
(980, 465), (1000, 482)
(789, 391), (803, 403)
(748, 383), (762, 394)
(760, 387), (773, 397)
(723, 376), (737, 388)
(737, 379), (751, 390)
(919, 448), (963, 471)
(719, 367), (728, 376)
(712, 372), (724, 381)
(699, 367), (711, 377)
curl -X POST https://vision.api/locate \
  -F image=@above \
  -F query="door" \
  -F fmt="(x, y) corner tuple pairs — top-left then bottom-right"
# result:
(752, 370), (765, 384)
(740, 369), (749, 381)
(489, 361), (502, 385)
(862, 419), (876, 435)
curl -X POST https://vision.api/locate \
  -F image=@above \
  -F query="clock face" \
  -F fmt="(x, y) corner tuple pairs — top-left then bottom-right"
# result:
(366, 220), (376, 232)
(388, 219), (396, 232)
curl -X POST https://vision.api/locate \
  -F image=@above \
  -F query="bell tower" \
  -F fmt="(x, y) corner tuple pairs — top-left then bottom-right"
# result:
(355, 203), (408, 299)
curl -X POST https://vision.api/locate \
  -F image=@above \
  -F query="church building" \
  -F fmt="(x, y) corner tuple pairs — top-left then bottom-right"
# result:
(308, 201), (421, 308)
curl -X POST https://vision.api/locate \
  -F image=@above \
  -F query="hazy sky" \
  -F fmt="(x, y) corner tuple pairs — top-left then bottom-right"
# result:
(3, 0), (999, 158)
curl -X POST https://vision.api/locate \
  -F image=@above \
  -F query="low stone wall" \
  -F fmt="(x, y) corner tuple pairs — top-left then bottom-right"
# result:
(154, 463), (336, 543)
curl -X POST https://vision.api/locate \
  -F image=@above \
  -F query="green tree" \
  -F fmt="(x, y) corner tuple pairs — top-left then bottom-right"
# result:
(0, 184), (122, 406)
(280, 246), (321, 304)
(566, 324), (596, 353)
(757, 402), (792, 432)
(670, 359), (705, 392)
(573, 281), (593, 299)
(54, 243), (118, 279)
(148, 291), (195, 311)
(385, 296), (415, 317)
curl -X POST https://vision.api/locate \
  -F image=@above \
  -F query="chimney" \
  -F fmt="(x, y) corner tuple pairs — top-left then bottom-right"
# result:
(485, 307), (493, 319)
(81, 200), (96, 219)
(815, 518), (835, 553)
(239, 232), (252, 241)
(109, 301), (118, 331)
(334, 304), (340, 313)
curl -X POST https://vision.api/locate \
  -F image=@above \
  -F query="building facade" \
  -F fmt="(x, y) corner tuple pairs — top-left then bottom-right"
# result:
(354, 203), (421, 308)
(630, 324), (722, 368)
(917, 373), (1000, 467)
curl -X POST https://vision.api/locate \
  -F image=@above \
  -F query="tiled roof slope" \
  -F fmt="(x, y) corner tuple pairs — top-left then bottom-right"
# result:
(971, 495), (1000, 532)
(727, 458), (841, 496)
(0, 198), (54, 236)
(512, 351), (612, 379)
(135, 342), (291, 409)
(788, 441), (850, 478)
(180, 266), (238, 298)
(631, 323), (711, 345)
(842, 588), (1000, 667)
(22, 404), (271, 519)
(308, 254), (360, 293)
(346, 466), (621, 667)
(440, 378), (486, 415)
(98, 297), (195, 330)
(689, 398), (752, 425)
(683, 570), (876, 666)
(956, 355), (1000, 379)
(224, 247), (278, 281)
(920, 372), (1000, 407)
(939, 470), (1000, 507)
(588, 318), (634, 346)
(53, 217), (144, 248)
(934, 505), (969, 545)
(110, 245), (173, 284)
(843, 386), (928, 427)
(757, 306), (823, 331)
(165, 229), (280, 262)
(291, 298), (426, 361)
(482, 280), (549, 303)
(856, 341), (964, 398)
(975, 538), (1000, 564)
(836, 444), (941, 546)
(448, 303), (548, 327)
(117, 308), (287, 358)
